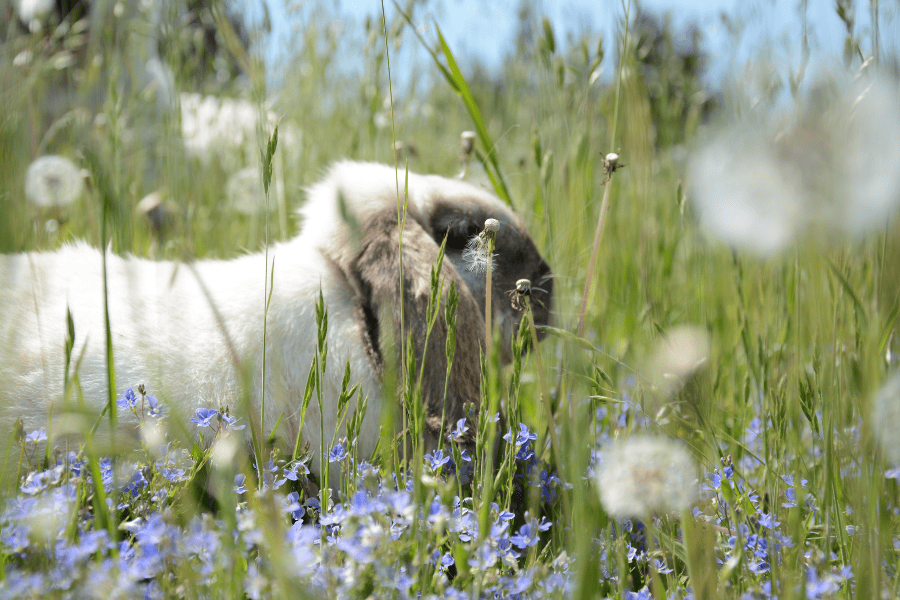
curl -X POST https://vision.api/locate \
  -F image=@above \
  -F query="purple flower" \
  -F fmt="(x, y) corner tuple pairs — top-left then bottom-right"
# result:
(283, 462), (308, 481)
(651, 558), (674, 574)
(758, 512), (780, 530)
(117, 388), (136, 409)
(190, 408), (218, 428)
(234, 474), (247, 494)
(218, 412), (245, 430)
(514, 423), (537, 446)
(25, 428), (47, 444)
(328, 443), (348, 463)
(450, 418), (469, 441)
(784, 486), (798, 508)
(284, 491), (302, 520)
(510, 523), (539, 549)
(146, 396), (162, 418)
(425, 449), (451, 474)
(624, 588), (652, 600)
(515, 442), (535, 462)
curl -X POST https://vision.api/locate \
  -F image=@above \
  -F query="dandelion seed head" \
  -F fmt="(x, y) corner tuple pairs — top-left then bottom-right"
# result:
(873, 374), (900, 464)
(211, 432), (241, 468)
(647, 325), (711, 399)
(463, 234), (495, 275)
(140, 421), (166, 458)
(226, 167), (280, 216)
(462, 219), (502, 274)
(689, 73), (900, 256)
(460, 131), (477, 156)
(25, 155), (84, 210)
(15, 0), (53, 30)
(594, 435), (698, 519)
(137, 191), (171, 237)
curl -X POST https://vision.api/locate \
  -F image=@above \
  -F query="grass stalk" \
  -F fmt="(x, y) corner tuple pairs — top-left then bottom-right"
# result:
(576, 0), (631, 338)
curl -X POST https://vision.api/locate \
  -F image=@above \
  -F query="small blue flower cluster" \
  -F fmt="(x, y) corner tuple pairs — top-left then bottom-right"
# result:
(0, 401), (574, 599)
(2, 384), (893, 599)
(0, 451), (572, 599)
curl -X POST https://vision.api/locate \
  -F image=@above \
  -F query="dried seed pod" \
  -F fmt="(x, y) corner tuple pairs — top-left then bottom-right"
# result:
(510, 278), (532, 312)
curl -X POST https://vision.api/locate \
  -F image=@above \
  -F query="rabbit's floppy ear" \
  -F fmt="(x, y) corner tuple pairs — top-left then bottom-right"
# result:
(343, 207), (482, 448)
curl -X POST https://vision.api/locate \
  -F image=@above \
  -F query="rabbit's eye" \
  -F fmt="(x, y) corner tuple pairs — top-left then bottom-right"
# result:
(445, 221), (480, 250)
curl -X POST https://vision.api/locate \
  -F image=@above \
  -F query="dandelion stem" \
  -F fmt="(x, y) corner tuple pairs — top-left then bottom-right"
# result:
(485, 235), (494, 353)
(576, 0), (630, 338)
(524, 303), (571, 523)
(577, 173), (614, 338)
(646, 517), (665, 600)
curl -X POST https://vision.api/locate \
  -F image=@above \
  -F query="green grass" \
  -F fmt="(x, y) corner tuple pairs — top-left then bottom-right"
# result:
(1, 1), (899, 598)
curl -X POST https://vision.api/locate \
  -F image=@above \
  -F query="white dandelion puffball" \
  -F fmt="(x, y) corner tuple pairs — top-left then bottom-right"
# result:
(689, 74), (900, 256)
(595, 435), (698, 519)
(226, 167), (278, 215)
(647, 325), (711, 398)
(25, 155), (84, 210)
(16, 0), (54, 29)
(180, 93), (299, 166)
(872, 374), (900, 465)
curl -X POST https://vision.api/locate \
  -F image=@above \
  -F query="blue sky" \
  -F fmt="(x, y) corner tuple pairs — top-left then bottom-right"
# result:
(255, 0), (899, 89)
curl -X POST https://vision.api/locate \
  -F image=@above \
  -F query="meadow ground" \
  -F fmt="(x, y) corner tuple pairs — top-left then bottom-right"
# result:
(1, 1), (899, 598)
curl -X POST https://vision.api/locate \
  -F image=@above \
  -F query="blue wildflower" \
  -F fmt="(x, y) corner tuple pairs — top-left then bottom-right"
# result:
(450, 418), (469, 441)
(784, 486), (797, 508)
(117, 388), (136, 409)
(515, 423), (537, 446)
(425, 449), (451, 474)
(219, 411), (246, 430)
(651, 558), (674, 574)
(624, 588), (652, 600)
(284, 491), (302, 520)
(516, 441), (535, 462)
(328, 443), (348, 463)
(234, 474), (248, 494)
(25, 428), (47, 444)
(190, 408), (218, 428)
(758, 512), (780, 529)
(510, 522), (539, 549)
(497, 509), (515, 522)
(283, 462), (308, 481)
(146, 395), (162, 418)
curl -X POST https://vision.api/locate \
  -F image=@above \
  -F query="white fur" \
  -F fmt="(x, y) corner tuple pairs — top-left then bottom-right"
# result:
(0, 161), (521, 481)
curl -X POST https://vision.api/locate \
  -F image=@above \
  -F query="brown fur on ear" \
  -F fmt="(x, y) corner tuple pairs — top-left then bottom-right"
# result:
(340, 208), (482, 449)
